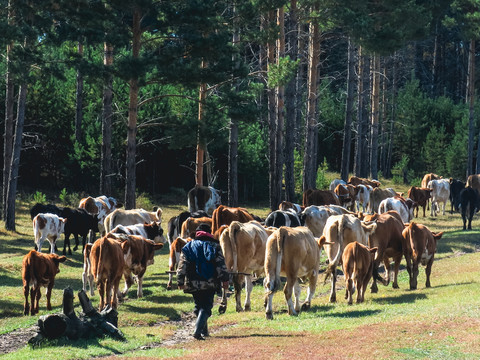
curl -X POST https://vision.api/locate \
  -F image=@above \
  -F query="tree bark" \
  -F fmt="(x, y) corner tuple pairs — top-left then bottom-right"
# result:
(354, 46), (363, 177)
(302, 6), (320, 191)
(340, 38), (355, 182)
(370, 54), (380, 180)
(284, 0), (297, 202)
(274, 6), (285, 208)
(386, 53), (397, 178)
(3, 40), (14, 220)
(5, 83), (27, 231)
(467, 39), (475, 176)
(75, 41), (84, 144)
(100, 42), (113, 195)
(267, 10), (277, 210)
(125, 8), (142, 209)
(195, 62), (207, 186)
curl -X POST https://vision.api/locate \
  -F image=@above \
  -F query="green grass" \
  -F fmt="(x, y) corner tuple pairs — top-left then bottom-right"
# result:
(1, 181), (480, 359)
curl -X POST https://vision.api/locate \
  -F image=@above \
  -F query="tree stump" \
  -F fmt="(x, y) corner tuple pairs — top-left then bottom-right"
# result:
(28, 287), (125, 347)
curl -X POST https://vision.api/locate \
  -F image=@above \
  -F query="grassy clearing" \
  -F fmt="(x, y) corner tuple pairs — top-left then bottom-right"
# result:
(1, 180), (480, 359)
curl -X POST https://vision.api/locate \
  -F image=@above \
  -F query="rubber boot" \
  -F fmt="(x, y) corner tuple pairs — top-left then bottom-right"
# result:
(202, 322), (209, 337)
(193, 309), (209, 340)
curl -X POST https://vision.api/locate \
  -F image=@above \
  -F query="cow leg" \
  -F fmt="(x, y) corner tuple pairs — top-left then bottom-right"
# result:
(302, 273), (317, 311)
(346, 273), (353, 305)
(82, 259), (94, 296)
(392, 254), (402, 289)
(97, 281), (105, 311)
(244, 275), (253, 311)
(72, 234), (79, 252)
(136, 275), (144, 298)
(293, 279), (302, 313)
(329, 268), (337, 303)
(425, 257), (435, 288)
(46, 282), (54, 310)
(264, 288), (275, 320)
(382, 257), (391, 287)
(410, 263), (419, 290)
(33, 286), (41, 315)
(49, 238), (57, 254)
(283, 277), (297, 316)
(468, 205), (475, 230)
(122, 273), (134, 298)
(23, 283), (30, 316)
(234, 274), (244, 312)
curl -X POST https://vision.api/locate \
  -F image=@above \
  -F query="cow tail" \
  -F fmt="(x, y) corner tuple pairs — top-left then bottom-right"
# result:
(94, 240), (104, 282)
(325, 217), (344, 281)
(229, 221), (241, 273)
(274, 228), (286, 291)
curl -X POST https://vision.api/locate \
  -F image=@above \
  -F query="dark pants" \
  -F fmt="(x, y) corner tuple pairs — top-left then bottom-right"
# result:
(192, 289), (215, 317)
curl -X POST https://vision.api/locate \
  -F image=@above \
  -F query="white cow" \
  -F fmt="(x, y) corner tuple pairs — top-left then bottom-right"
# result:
(329, 179), (346, 191)
(427, 179), (450, 216)
(33, 213), (67, 254)
(301, 205), (343, 237)
(356, 184), (373, 213)
(378, 197), (414, 223)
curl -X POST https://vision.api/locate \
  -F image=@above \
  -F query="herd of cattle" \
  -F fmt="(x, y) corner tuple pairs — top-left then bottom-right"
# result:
(20, 174), (480, 320)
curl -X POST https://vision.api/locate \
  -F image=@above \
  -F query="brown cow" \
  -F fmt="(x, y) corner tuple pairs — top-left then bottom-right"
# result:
(22, 250), (67, 315)
(402, 222), (443, 290)
(407, 187), (432, 218)
(362, 211), (406, 292)
(211, 205), (255, 234)
(342, 242), (377, 305)
(79, 195), (121, 234)
(320, 214), (377, 302)
(334, 184), (359, 211)
(89, 235), (125, 310)
(167, 236), (191, 290)
(180, 216), (213, 238)
(112, 234), (164, 298)
(302, 188), (341, 207)
(219, 221), (269, 312)
(347, 176), (381, 188)
(264, 226), (329, 319)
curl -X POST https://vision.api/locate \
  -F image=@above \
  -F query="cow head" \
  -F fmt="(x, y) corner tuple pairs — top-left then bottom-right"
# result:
(48, 253), (67, 273)
(144, 238), (164, 266)
(144, 222), (166, 244)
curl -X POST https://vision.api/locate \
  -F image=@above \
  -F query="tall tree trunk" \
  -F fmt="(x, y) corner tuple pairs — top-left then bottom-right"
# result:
(284, 0), (297, 202)
(354, 46), (363, 177)
(274, 6), (285, 207)
(228, 3), (239, 207)
(267, 10), (277, 210)
(75, 41), (84, 144)
(361, 55), (371, 177)
(125, 8), (141, 209)
(195, 61), (207, 186)
(5, 84), (27, 231)
(467, 39), (475, 176)
(100, 42), (113, 195)
(370, 54), (380, 179)
(379, 64), (387, 173)
(341, 38), (355, 182)
(295, 22), (306, 152)
(302, 6), (320, 191)
(386, 53), (397, 178)
(3, 41), (14, 219)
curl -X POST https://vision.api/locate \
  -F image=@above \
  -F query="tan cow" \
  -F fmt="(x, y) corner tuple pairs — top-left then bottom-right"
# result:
(334, 184), (359, 211)
(421, 173), (441, 189)
(369, 187), (399, 214)
(320, 214), (377, 302)
(104, 208), (163, 233)
(407, 187), (432, 218)
(342, 242), (377, 305)
(402, 222), (443, 290)
(22, 250), (67, 315)
(362, 211), (406, 292)
(89, 235), (125, 310)
(211, 205), (255, 234)
(347, 176), (381, 188)
(219, 221), (269, 312)
(302, 189), (341, 207)
(263, 226), (329, 319)
(180, 216), (213, 238)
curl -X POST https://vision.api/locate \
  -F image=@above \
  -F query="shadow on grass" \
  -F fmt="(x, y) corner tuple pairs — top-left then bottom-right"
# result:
(372, 292), (427, 305)
(217, 332), (301, 340)
(31, 336), (125, 353)
(0, 299), (24, 318)
(322, 309), (382, 318)
(437, 229), (480, 255)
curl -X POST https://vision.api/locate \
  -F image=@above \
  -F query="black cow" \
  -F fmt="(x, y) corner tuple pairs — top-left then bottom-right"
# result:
(59, 207), (99, 255)
(449, 178), (466, 213)
(167, 210), (209, 246)
(30, 203), (63, 220)
(459, 186), (480, 230)
(265, 210), (301, 228)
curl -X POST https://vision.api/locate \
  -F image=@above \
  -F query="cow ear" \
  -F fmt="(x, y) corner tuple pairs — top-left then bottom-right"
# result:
(61, 218), (67, 223)
(54, 255), (67, 263)
(121, 241), (130, 252)
(369, 247), (378, 254)
(154, 243), (164, 250)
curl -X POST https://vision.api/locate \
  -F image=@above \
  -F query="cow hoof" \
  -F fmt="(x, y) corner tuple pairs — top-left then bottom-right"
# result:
(265, 311), (273, 320)
(218, 304), (227, 314)
(370, 286), (378, 294)
(244, 305), (251, 311)
(73, 246), (78, 252)
(301, 302), (311, 311)
(392, 283), (399, 289)
(236, 307), (244, 312)
(166, 285), (172, 291)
